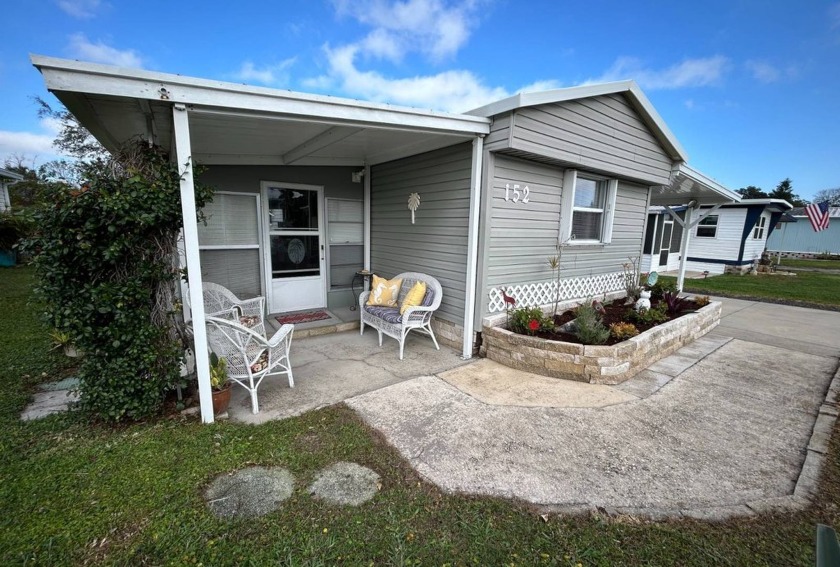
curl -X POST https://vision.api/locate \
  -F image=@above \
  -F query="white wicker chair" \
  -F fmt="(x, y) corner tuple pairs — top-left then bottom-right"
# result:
(359, 272), (442, 360)
(205, 315), (294, 414)
(187, 282), (266, 337)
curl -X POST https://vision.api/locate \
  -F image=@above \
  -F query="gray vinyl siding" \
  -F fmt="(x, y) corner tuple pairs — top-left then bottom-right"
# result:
(197, 165), (362, 308)
(370, 143), (473, 324)
(480, 154), (649, 317)
(485, 112), (512, 151)
(506, 94), (673, 186)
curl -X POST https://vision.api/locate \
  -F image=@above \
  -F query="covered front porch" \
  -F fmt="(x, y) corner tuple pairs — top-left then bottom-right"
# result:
(33, 55), (490, 423)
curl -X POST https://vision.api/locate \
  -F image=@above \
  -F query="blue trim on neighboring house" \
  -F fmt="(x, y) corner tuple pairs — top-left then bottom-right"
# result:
(738, 205), (764, 263)
(766, 211), (783, 241)
(687, 257), (752, 266)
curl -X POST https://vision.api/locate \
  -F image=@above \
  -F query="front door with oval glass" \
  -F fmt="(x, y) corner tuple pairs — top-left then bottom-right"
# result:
(262, 182), (326, 313)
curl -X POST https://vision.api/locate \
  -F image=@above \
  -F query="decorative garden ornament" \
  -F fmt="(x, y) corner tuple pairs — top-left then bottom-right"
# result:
(635, 290), (652, 312)
(407, 192), (420, 224)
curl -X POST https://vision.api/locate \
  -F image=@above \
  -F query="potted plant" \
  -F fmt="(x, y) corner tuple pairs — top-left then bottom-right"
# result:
(210, 352), (232, 415)
(49, 328), (81, 358)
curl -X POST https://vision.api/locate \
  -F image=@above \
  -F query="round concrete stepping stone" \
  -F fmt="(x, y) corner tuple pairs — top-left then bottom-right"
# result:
(205, 466), (294, 518)
(308, 461), (380, 506)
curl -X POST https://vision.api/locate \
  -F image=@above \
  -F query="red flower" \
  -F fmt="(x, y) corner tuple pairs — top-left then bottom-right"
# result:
(528, 319), (540, 331)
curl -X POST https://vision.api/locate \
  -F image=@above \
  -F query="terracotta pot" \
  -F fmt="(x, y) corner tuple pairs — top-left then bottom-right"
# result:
(212, 383), (232, 415)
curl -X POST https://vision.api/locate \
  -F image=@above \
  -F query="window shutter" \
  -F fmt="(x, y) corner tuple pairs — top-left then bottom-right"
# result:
(601, 179), (618, 244)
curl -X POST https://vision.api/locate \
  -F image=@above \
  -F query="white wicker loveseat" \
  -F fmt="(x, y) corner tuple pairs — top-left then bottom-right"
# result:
(359, 272), (442, 360)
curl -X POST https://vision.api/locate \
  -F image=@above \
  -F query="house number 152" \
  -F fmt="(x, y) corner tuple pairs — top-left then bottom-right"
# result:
(504, 183), (530, 204)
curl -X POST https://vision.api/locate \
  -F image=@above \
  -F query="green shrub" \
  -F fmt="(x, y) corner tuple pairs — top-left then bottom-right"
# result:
(650, 279), (678, 300)
(0, 211), (33, 250)
(508, 306), (553, 336)
(22, 144), (213, 421)
(627, 304), (670, 326)
(573, 302), (610, 345)
(609, 322), (639, 341)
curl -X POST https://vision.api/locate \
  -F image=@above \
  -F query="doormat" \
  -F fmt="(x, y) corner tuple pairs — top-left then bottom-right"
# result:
(276, 310), (332, 325)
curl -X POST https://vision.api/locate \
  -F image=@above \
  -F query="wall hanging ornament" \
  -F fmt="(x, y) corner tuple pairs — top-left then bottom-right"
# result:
(407, 192), (421, 224)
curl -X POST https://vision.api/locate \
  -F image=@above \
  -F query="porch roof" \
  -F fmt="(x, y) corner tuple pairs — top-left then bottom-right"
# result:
(650, 163), (741, 207)
(31, 55), (490, 167)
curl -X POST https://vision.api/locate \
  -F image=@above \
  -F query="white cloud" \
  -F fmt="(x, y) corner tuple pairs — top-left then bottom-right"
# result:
(333, 0), (479, 62)
(304, 43), (509, 112)
(745, 60), (781, 83)
(67, 33), (143, 68)
(234, 59), (297, 86)
(0, 119), (66, 166)
(57, 0), (104, 19)
(589, 56), (729, 90)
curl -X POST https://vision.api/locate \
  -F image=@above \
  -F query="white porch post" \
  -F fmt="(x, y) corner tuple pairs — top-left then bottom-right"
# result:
(172, 104), (214, 424)
(363, 163), (371, 272)
(462, 135), (484, 359)
(676, 206), (693, 292)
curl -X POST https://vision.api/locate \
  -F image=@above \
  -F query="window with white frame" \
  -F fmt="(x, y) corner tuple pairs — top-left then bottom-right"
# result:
(560, 170), (617, 244)
(752, 215), (767, 239)
(326, 198), (363, 290)
(696, 214), (719, 238)
(197, 192), (262, 298)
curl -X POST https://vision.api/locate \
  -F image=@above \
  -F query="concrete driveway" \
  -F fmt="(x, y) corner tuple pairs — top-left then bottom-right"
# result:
(346, 298), (840, 519)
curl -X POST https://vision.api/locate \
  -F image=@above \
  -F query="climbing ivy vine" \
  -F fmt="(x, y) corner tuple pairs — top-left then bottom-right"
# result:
(24, 143), (213, 421)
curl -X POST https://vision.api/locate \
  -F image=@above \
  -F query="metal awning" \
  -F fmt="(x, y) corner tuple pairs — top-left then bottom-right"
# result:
(31, 55), (490, 167)
(651, 163), (741, 207)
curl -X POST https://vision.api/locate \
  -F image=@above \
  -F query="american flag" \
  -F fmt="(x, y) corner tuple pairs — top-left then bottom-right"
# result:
(804, 201), (830, 232)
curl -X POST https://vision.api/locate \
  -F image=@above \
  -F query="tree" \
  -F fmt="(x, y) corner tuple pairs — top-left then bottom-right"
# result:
(35, 97), (108, 162)
(2, 155), (45, 210)
(769, 178), (806, 207)
(812, 187), (840, 205)
(737, 185), (768, 199)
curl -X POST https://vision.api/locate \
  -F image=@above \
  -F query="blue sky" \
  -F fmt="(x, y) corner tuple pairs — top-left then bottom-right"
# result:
(1, 0), (838, 200)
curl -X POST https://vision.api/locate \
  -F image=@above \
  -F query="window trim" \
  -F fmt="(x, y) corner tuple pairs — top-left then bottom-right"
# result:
(752, 215), (767, 240)
(695, 214), (719, 238)
(559, 169), (617, 245)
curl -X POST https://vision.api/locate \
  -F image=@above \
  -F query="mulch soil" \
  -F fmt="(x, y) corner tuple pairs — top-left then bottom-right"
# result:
(537, 298), (702, 346)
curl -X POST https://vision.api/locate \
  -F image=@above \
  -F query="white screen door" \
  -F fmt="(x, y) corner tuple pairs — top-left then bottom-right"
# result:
(262, 182), (326, 312)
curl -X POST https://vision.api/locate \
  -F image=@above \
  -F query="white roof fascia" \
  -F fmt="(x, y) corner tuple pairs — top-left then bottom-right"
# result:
(467, 80), (687, 162)
(676, 163), (742, 203)
(31, 55), (490, 136)
(0, 168), (24, 181)
(726, 198), (793, 210)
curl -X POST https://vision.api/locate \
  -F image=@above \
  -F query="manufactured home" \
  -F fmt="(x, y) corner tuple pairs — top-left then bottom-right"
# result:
(32, 55), (738, 422)
(642, 198), (791, 275)
(768, 206), (840, 256)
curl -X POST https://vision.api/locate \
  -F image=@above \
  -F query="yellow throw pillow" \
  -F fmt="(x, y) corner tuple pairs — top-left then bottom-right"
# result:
(367, 275), (403, 307)
(400, 281), (427, 315)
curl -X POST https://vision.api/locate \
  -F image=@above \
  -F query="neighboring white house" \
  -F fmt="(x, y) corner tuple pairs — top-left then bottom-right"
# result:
(643, 199), (792, 275)
(0, 168), (24, 212)
(767, 206), (840, 256)
(32, 55), (739, 422)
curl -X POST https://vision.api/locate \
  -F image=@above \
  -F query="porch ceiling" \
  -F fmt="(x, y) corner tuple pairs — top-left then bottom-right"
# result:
(33, 55), (489, 167)
(650, 163), (741, 207)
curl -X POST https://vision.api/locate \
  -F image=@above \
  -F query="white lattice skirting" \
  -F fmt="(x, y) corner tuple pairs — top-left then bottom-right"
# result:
(488, 272), (625, 313)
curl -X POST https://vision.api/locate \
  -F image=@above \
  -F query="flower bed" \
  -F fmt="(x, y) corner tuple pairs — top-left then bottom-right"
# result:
(480, 300), (722, 385)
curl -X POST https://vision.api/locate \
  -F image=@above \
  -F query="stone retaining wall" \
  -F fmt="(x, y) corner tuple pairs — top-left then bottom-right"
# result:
(481, 302), (721, 385)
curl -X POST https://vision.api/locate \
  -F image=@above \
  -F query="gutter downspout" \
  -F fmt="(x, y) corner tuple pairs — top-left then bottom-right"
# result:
(462, 135), (484, 359)
(172, 104), (214, 424)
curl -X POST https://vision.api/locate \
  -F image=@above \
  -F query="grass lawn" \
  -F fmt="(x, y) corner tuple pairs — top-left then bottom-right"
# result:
(668, 271), (840, 309)
(779, 258), (840, 271)
(2, 266), (840, 565)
